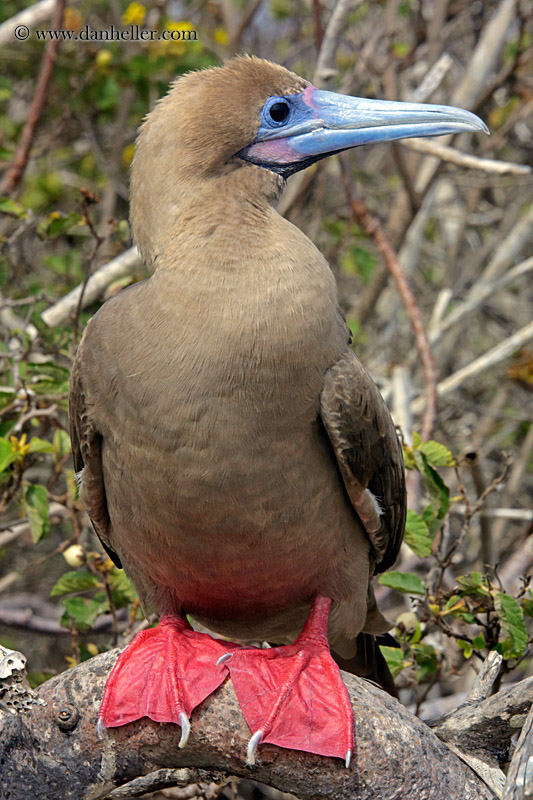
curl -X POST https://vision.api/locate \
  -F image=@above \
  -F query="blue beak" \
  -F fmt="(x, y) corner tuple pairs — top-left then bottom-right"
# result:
(239, 86), (488, 176)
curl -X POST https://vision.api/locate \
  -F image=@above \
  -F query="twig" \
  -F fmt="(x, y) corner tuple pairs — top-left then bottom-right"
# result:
(72, 191), (105, 351)
(0, 502), (67, 548)
(312, 0), (324, 52)
(104, 770), (230, 799)
(11, 404), (58, 434)
(411, 321), (533, 414)
(466, 651), (503, 703)
(402, 139), (530, 176)
(491, 425), (533, 547)
(231, 0), (262, 53)
(313, 0), (363, 86)
(0, 290), (39, 340)
(341, 162), (437, 440)
(41, 247), (141, 327)
(500, 537), (533, 598)
(415, 0), (517, 192)
(0, 0), (66, 195)
(0, 573), (19, 594)
(430, 256), (533, 345)
(449, 507), (533, 522)
(412, 54), (454, 102)
(391, 366), (413, 445)
(481, 205), (533, 285)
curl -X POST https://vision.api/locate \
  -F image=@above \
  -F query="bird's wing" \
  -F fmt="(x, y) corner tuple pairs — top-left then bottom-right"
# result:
(320, 348), (406, 573)
(69, 355), (122, 568)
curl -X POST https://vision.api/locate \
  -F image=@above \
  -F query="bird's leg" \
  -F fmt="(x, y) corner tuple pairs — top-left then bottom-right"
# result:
(220, 596), (354, 766)
(98, 614), (231, 744)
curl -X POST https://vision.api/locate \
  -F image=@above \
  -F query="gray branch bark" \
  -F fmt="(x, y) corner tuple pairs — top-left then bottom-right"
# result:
(0, 647), (514, 800)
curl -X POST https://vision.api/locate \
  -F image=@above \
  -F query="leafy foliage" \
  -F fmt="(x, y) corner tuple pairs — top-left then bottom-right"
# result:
(379, 434), (531, 689)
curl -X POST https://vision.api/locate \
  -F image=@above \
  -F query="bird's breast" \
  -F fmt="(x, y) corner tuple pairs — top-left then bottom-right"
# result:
(84, 239), (353, 621)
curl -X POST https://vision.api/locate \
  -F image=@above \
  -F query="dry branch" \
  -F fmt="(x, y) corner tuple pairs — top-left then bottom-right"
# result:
(341, 164), (438, 440)
(411, 321), (533, 414)
(402, 139), (531, 176)
(430, 256), (533, 345)
(0, 647), (501, 800)
(41, 246), (142, 327)
(0, 0), (66, 195)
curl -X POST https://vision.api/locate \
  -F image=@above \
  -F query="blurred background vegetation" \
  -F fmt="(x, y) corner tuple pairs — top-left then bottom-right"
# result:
(0, 0), (532, 796)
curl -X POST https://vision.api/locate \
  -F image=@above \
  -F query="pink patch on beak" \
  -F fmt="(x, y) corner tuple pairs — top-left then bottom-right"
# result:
(246, 138), (302, 164)
(303, 84), (318, 109)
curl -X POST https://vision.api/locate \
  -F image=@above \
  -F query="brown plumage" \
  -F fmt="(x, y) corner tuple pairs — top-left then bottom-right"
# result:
(70, 58), (405, 666)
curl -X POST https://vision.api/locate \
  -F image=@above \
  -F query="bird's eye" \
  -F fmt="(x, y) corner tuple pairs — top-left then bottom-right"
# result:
(268, 101), (290, 123)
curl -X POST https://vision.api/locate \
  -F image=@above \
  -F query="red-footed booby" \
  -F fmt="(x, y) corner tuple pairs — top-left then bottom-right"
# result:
(69, 56), (487, 766)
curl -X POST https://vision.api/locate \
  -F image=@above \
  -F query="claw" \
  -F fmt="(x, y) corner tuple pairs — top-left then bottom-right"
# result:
(216, 652), (233, 666)
(246, 729), (263, 766)
(345, 749), (352, 769)
(178, 711), (191, 748)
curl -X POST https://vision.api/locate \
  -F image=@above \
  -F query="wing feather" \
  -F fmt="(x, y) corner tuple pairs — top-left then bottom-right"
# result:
(69, 354), (122, 569)
(320, 349), (406, 573)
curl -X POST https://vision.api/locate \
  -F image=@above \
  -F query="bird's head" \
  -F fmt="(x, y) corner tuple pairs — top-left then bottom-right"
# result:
(131, 56), (487, 266)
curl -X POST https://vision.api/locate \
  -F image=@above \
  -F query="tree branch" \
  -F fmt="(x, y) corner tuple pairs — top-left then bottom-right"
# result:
(341, 162), (438, 440)
(0, 0), (66, 195)
(0, 648), (501, 800)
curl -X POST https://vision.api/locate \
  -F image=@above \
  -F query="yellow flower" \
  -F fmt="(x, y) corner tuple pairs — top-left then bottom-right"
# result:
(10, 433), (30, 458)
(122, 1), (146, 27)
(213, 27), (228, 46)
(64, 7), (83, 31)
(151, 20), (198, 56)
(96, 49), (113, 69)
(121, 143), (135, 168)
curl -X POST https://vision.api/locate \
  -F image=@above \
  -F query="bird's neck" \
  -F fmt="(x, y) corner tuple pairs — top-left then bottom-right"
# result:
(131, 164), (284, 273)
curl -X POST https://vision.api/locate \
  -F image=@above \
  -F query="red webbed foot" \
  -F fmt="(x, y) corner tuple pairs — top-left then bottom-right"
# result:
(98, 615), (230, 745)
(221, 597), (354, 765)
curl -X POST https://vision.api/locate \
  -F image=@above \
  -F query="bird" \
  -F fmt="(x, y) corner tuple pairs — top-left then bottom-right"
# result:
(69, 56), (487, 766)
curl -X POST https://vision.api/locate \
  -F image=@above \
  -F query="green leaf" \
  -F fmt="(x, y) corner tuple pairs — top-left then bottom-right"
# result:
(37, 211), (84, 239)
(412, 642), (439, 680)
(457, 639), (473, 659)
(416, 440), (455, 468)
(53, 429), (71, 456)
(522, 598), (533, 618)
(495, 593), (528, 658)
(421, 505), (442, 536)
(0, 196), (28, 218)
(24, 484), (49, 542)
(413, 450), (450, 518)
(27, 436), (56, 454)
(402, 444), (415, 470)
(412, 431), (454, 465)
(50, 570), (100, 597)
(404, 509), (433, 557)
(456, 572), (490, 597)
(473, 633), (486, 650)
(60, 597), (108, 631)
(378, 571), (425, 595)
(0, 437), (17, 473)
(108, 568), (137, 607)
(379, 645), (408, 678)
